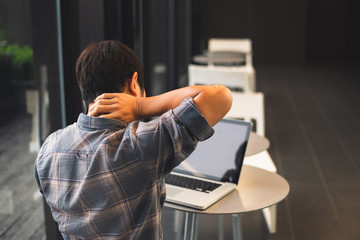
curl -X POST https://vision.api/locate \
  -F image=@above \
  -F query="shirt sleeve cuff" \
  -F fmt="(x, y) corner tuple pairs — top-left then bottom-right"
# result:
(172, 97), (214, 141)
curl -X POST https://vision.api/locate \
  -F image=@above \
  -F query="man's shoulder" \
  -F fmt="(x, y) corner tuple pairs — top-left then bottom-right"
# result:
(39, 123), (80, 154)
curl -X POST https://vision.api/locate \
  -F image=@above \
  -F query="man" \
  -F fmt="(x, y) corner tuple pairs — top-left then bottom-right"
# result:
(35, 40), (232, 239)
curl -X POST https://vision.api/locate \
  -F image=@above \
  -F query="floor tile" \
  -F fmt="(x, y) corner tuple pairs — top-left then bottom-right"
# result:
(291, 218), (345, 240)
(287, 183), (337, 219)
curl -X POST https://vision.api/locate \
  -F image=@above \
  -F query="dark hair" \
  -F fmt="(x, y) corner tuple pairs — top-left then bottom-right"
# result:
(76, 40), (144, 105)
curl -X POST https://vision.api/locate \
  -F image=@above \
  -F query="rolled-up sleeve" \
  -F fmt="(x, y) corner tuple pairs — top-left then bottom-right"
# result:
(173, 97), (214, 141)
(127, 97), (214, 179)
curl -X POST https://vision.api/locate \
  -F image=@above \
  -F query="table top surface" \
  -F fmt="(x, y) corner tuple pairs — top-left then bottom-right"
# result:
(164, 165), (290, 215)
(245, 132), (270, 156)
(192, 51), (246, 66)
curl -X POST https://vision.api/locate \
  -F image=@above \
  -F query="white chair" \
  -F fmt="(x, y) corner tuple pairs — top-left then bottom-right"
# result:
(208, 38), (253, 67)
(225, 92), (278, 233)
(208, 38), (256, 91)
(188, 38), (256, 92)
(188, 64), (255, 92)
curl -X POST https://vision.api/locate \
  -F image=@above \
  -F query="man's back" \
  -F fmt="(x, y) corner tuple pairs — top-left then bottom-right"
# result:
(35, 40), (232, 239)
(35, 99), (214, 240)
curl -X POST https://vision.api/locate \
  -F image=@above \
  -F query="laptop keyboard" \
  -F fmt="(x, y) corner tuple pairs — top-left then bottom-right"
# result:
(165, 174), (221, 193)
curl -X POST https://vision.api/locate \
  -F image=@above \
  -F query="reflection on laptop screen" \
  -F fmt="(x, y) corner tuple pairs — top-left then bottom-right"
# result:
(174, 119), (252, 184)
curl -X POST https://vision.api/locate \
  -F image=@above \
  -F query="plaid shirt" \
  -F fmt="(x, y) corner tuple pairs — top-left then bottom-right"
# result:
(35, 98), (213, 240)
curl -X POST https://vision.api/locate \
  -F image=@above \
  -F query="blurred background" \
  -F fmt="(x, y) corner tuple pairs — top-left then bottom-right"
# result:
(0, 0), (359, 239)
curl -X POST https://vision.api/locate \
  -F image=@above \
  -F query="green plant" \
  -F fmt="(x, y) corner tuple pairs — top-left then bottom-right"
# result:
(5, 44), (33, 70)
(1, 44), (34, 79)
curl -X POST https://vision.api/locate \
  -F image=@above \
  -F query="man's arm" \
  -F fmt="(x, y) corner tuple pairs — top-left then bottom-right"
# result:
(89, 85), (232, 126)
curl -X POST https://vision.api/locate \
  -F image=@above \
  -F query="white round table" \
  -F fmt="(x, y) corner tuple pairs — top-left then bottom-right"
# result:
(245, 132), (270, 156)
(164, 165), (290, 240)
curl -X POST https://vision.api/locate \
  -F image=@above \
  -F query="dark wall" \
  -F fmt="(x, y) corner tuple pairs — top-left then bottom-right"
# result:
(198, 0), (360, 65)
(61, 0), (83, 125)
(198, 0), (307, 65)
(201, 0), (248, 40)
(143, 0), (171, 95)
(143, 0), (193, 94)
(79, 0), (103, 51)
(7, 0), (33, 46)
(306, 0), (360, 62)
(251, 0), (307, 65)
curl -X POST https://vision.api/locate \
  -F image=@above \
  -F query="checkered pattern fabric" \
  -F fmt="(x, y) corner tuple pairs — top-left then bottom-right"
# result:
(35, 98), (213, 240)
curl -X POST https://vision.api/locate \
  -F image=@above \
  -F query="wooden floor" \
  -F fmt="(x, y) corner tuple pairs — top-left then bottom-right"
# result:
(1, 63), (359, 240)
(257, 64), (360, 240)
(162, 64), (360, 240)
(0, 115), (46, 240)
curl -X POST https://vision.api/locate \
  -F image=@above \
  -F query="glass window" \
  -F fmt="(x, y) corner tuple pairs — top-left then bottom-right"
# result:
(0, 0), (46, 239)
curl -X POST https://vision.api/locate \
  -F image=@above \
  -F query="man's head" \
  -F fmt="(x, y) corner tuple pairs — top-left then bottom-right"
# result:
(76, 40), (145, 106)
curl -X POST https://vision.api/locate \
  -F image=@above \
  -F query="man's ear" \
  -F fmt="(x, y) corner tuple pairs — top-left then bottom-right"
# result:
(127, 72), (140, 96)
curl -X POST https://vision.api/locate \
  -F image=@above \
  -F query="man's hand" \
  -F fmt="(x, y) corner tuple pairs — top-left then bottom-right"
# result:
(88, 85), (232, 127)
(88, 93), (140, 124)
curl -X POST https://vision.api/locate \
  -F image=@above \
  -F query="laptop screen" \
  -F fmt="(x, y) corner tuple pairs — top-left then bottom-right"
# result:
(173, 119), (252, 184)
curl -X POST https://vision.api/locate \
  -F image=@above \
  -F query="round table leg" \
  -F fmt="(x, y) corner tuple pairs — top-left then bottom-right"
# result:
(190, 213), (199, 240)
(183, 212), (199, 240)
(232, 214), (243, 240)
(175, 210), (185, 240)
(218, 215), (225, 240)
(184, 212), (191, 240)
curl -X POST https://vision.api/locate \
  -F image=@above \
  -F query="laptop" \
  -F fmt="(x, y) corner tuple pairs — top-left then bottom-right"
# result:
(165, 118), (252, 210)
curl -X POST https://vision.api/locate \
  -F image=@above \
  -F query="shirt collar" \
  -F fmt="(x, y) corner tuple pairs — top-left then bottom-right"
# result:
(77, 113), (127, 131)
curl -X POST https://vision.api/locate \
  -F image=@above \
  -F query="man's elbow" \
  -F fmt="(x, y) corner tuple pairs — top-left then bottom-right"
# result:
(213, 85), (233, 113)
(202, 85), (233, 126)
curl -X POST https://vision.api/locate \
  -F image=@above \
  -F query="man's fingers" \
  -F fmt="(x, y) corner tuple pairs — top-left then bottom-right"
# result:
(95, 93), (117, 102)
(90, 100), (117, 112)
(94, 99), (117, 106)
(89, 105), (117, 116)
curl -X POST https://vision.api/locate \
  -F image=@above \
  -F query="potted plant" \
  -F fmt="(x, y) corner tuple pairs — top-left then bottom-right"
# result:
(4, 44), (34, 80)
